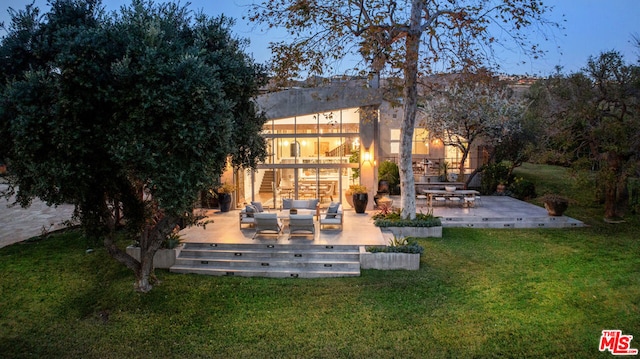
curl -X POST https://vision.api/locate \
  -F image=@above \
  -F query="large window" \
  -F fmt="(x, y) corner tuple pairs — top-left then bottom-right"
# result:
(247, 107), (362, 208)
(389, 128), (430, 155)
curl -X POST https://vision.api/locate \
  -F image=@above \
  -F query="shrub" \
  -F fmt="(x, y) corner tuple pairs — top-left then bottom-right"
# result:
(366, 237), (424, 254)
(378, 160), (400, 194)
(509, 177), (537, 200)
(373, 209), (441, 228)
(480, 162), (512, 194)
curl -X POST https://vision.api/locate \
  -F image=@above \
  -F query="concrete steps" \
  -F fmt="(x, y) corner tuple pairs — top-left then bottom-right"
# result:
(440, 215), (585, 228)
(170, 242), (361, 278)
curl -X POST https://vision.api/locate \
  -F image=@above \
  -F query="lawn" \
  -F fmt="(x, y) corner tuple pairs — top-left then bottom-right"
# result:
(0, 164), (638, 358)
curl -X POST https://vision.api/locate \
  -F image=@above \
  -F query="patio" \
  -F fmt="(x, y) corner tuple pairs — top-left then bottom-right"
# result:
(180, 195), (585, 247)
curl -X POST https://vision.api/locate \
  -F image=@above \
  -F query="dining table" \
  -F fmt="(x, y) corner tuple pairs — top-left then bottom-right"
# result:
(422, 189), (480, 208)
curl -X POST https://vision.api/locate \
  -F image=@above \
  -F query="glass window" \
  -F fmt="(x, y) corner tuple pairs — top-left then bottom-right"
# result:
(388, 128), (430, 155)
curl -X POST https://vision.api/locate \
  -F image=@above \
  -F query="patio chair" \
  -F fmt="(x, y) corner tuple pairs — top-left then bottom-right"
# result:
(319, 202), (343, 230)
(252, 213), (283, 239)
(463, 196), (476, 208)
(288, 214), (315, 239)
(416, 194), (427, 207)
(433, 196), (447, 207)
(239, 202), (267, 229)
(448, 196), (462, 207)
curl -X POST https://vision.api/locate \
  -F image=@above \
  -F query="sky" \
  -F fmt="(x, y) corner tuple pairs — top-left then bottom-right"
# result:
(1, 0), (638, 77)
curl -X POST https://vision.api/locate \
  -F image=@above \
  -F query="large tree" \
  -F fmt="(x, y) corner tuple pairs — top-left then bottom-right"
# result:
(0, 0), (267, 292)
(530, 51), (640, 220)
(248, 0), (558, 218)
(420, 72), (527, 185)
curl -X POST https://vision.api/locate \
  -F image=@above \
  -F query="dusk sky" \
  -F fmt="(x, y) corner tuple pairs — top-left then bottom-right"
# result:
(1, 0), (638, 76)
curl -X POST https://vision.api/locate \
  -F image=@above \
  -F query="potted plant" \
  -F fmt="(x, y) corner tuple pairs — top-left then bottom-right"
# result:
(361, 236), (424, 270)
(372, 208), (442, 238)
(376, 161), (399, 207)
(542, 194), (569, 216)
(216, 183), (236, 212)
(350, 184), (368, 214)
(439, 161), (450, 182)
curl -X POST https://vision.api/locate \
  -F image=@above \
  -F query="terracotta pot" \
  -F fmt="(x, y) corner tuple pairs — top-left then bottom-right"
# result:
(544, 200), (568, 216)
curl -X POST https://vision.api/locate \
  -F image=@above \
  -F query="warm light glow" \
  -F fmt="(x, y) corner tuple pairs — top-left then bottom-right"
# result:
(362, 151), (371, 162)
(301, 140), (307, 146)
(283, 140), (289, 146)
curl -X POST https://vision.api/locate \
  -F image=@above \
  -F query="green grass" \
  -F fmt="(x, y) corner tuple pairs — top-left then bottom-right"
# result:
(1, 163), (639, 358)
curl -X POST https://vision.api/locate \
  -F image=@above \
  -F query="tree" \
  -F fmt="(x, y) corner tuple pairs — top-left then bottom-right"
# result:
(0, 0), (267, 292)
(420, 72), (527, 185)
(530, 51), (640, 220)
(248, 0), (558, 218)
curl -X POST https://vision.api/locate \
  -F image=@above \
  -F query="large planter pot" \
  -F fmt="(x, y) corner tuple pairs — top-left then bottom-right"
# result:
(377, 180), (390, 194)
(360, 249), (420, 270)
(218, 193), (232, 212)
(544, 200), (568, 216)
(352, 193), (368, 213)
(126, 246), (178, 269)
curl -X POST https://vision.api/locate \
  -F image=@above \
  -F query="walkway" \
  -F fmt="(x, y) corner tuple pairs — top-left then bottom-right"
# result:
(0, 184), (75, 248)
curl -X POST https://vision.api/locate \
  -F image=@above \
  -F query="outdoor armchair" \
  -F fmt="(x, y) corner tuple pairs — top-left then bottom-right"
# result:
(319, 202), (343, 230)
(252, 213), (283, 239)
(288, 214), (316, 239)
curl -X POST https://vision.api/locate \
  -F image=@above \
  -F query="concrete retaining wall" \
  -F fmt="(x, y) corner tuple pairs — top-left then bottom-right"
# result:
(360, 248), (420, 270)
(126, 246), (177, 269)
(381, 226), (442, 238)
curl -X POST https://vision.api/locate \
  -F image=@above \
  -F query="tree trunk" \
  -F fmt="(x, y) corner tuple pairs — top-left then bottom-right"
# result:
(398, 0), (424, 220)
(602, 151), (628, 220)
(104, 211), (179, 293)
(458, 148), (469, 183)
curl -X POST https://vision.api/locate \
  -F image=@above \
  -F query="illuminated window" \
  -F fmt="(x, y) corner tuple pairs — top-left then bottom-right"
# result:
(389, 128), (429, 155)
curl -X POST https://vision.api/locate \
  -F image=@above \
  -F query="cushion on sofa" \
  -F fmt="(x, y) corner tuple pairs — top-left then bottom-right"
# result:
(251, 201), (264, 212)
(292, 199), (309, 209)
(245, 205), (257, 217)
(282, 199), (292, 209)
(326, 202), (340, 218)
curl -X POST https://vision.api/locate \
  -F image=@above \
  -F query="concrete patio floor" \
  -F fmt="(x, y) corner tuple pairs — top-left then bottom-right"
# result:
(1, 184), (585, 250)
(181, 195), (584, 247)
(180, 208), (388, 247)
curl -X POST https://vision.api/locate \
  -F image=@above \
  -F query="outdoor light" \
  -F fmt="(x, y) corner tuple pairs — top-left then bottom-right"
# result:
(362, 151), (372, 164)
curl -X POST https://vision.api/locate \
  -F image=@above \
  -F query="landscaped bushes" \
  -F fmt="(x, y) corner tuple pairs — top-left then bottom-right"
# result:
(366, 237), (424, 254)
(372, 209), (442, 228)
(509, 177), (537, 200)
(480, 162), (512, 194)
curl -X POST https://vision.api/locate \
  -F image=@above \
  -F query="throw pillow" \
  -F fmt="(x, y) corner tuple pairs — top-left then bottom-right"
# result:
(251, 201), (264, 212)
(326, 202), (340, 218)
(282, 198), (292, 209)
(245, 205), (257, 217)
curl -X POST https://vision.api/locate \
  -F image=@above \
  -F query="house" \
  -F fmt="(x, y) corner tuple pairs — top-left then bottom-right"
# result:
(221, 76), (485, 211)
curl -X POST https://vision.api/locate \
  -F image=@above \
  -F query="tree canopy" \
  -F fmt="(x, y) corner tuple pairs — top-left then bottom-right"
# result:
(420, 72), (528, 184)
(248, 0), (559, 218)
(529, 51), (640, 220)
(0, 0), (267, 292)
